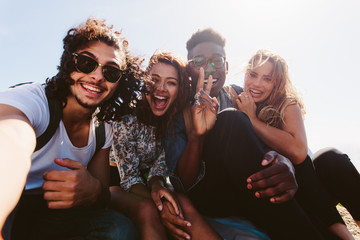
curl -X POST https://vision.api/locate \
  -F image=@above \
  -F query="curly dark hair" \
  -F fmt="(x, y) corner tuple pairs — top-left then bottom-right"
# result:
(46, 17), (143, 122)
(136, 51), (191, 139)
(186, 28), (226, 58)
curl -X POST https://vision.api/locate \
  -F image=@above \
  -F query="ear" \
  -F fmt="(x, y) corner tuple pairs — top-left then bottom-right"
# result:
(225, 61), (229, 75)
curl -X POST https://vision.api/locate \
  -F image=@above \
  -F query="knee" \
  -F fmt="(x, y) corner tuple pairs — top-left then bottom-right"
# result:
(135, 198), (159, 222)
(176, 193), (197, 215)
(312, 148), (351, 173)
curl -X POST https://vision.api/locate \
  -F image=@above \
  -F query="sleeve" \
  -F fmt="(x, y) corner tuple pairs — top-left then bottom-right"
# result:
(111, 116), (144, 191)
(164, 112), (205, 192)
(147, 148), (169, 182)
(0, 83), (49, 136)
(164, 112), (187, 174)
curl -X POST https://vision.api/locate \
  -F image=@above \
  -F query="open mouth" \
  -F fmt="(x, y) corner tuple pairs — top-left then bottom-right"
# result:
(249, 88), (262, 97)
(81, 83), (104, 95)
(152, 95), (169, 110)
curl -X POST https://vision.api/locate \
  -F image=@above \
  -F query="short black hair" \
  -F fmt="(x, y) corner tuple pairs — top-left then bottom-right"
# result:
(186, 28), (226, 55)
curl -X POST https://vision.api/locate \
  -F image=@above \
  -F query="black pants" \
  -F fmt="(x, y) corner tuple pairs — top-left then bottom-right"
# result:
(312, 148), (360, 221)
(188, 109), (323, 240)
(294, 156), (344, 240)
(3, 189), (137, 240)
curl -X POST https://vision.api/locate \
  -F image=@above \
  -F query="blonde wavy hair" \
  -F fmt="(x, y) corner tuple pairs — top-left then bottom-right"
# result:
(245, 49), (305, 129)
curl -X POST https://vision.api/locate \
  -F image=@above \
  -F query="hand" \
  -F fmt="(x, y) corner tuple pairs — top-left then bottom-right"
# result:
(42, 158), (101, 209)
(246, 150), (298, 203)
(160, 199), (192, 240)
(236, 92), (257, 120)
(192, 67), (219, 136)
(150, 178), (180, 215)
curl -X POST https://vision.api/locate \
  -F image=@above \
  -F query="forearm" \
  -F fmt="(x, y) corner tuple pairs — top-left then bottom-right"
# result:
(129, 183), (151, 199)
(89, 179), (111, 208)
(0, 116), (35, 227)
(177, 132), (205, 190)
(250, 117), (307, 164)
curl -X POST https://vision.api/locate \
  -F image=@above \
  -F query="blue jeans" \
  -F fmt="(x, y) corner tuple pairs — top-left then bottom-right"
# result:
(4, 193), (138, 240)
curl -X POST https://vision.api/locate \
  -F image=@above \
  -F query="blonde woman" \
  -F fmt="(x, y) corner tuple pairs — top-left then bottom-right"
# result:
(235, 49), (354, 240)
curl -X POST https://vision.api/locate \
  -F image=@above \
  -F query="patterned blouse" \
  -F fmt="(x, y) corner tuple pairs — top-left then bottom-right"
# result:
(110, 115), (169, 191)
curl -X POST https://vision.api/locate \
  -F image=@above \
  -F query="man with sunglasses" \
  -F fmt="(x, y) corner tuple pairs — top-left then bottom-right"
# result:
(0, 18), (140, 240)
(161, 28), (324, 240)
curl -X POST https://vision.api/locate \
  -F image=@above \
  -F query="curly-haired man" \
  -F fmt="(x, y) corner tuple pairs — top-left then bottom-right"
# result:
(0, 18), (142, 240)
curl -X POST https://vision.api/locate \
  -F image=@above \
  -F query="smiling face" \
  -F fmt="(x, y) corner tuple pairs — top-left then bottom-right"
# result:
(187, 41), (228, 97)
(244, 61), (275, 103)
(69, 41), (124, 109)
(146, 63), (179, 117)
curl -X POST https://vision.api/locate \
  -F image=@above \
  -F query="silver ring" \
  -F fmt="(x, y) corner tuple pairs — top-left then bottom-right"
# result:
(194, 91), (201, 100)
(195, 99), (201, 106)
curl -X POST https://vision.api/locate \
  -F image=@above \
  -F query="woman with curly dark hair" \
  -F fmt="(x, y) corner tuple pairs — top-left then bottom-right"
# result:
(109, 51), (221, 240)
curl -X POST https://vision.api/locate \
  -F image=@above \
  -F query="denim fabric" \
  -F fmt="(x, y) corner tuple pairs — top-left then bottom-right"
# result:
(6, 193), (138, 240)
(205, 217), (270, 240)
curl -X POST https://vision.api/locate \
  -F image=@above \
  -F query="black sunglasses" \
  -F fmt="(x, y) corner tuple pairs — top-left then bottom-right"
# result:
(72, 53), (123, 83)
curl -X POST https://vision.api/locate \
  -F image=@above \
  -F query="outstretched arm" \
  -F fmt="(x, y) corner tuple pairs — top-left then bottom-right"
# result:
(0, 104), (35, 228)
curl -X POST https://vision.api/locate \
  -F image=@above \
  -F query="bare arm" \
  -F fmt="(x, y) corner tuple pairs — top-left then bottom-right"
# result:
(0, 104), (35, 228)
(176, 68), (218, 190)
(176, 132), (205, 190)
(237, 95), (307, 164)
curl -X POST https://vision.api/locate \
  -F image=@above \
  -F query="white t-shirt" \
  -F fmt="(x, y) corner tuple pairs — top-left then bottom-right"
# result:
(0, 83), (113, 190)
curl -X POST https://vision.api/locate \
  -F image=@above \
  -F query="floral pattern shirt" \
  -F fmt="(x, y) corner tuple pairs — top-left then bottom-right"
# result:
(110, 115), (168, 191)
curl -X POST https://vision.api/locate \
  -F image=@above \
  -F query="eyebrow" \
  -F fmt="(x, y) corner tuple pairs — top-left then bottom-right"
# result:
(79, 51), (120, 68)
(151, 73), (178, 81)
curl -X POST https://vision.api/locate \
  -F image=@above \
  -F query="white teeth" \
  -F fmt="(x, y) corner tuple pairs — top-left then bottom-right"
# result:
(154, 95), (167, 100)
(250, 89), (261, 94)
(204, 79), (218, 84)
(82, 84), (102, 93)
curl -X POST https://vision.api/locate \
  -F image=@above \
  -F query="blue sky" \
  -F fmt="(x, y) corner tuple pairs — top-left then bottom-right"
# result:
(1, 0), (359, 169)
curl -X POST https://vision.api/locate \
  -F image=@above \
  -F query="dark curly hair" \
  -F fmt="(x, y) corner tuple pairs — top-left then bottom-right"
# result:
(186, 28), (226, 58)
(46, 17), (143, 122)
(136, 51), (191, 139)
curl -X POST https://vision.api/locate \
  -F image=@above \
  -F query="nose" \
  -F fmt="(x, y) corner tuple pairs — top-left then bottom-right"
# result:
(156, 80), (166, 92)
(252, 76), (261, 85)
(90, 65), (105, 82)
(204, 62), (215, 78)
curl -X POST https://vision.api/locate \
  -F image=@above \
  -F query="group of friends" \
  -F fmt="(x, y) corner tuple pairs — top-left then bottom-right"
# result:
(1, 17), (359, 240)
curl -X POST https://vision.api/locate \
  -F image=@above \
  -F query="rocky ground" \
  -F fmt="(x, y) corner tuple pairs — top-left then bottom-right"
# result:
(337, 205), (360, 239)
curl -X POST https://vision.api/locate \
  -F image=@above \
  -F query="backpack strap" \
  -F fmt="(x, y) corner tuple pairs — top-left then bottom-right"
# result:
(11, 83), (105, 152)
(35, 86), (63, 152)
(95, 122), (105, 152)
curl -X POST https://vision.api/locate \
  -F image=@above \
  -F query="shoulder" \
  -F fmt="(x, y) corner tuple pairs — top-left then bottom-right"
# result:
(113, 115), (138, 128)
(283, 98), (300, 111)
(112, 114), (140, 135)
(283, 98), (303, 118)
(229, 84), (243, 94)
(0, 83), (49, 134)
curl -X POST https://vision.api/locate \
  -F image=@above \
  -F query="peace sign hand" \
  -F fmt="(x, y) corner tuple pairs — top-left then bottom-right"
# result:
(192, 67), (219, 136)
